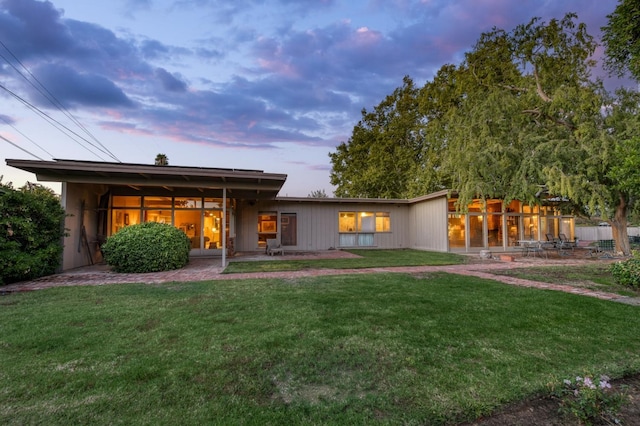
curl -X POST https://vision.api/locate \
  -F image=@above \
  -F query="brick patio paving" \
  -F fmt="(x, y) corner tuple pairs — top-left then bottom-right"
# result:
(2, 251), (637, 305)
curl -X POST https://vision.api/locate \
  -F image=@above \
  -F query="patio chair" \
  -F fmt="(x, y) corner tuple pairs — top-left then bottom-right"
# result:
(266, 238), (284, 256)
(596, 239), (615, 258)
(558, 233), (577, 251)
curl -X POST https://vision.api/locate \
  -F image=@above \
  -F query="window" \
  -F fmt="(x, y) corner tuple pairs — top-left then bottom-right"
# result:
(174, 197), (201, 209)
(113, 196), (140, 207)
(143, 196), (172, 208)
(339, 212), (356, 232)
(111, 196), (141, 234)
(338, 211), (390, 247)
(258, 212), (277, 248)
(359, 212), (375, 232)
(448, 214), (466, 249)
(376, 212), (390, 232)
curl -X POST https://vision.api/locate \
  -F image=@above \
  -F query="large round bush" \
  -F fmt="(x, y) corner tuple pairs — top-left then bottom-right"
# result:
(102, 222), (191, 273)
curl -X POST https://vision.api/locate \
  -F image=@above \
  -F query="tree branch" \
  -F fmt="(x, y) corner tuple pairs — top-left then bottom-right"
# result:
(534, 66), (552, 102)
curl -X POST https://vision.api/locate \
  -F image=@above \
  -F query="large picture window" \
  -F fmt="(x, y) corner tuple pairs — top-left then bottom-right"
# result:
(110, 196), (232, 252)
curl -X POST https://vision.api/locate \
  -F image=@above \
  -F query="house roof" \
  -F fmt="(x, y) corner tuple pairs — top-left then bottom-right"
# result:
(275, 189), (450, 204)
(6, 159), (287, 199)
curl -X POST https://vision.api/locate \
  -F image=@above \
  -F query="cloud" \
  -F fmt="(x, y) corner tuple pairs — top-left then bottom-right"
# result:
(0, 0), (622, 160)
(155, 67), (188, 92)
(33, 63), (134, 108)
(0, 0), (73, 58)
(0, 113), (16, 125)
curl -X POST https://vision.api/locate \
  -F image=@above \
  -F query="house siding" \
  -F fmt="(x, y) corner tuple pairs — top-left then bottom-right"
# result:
(409, 195), (448, 252)
(62, 182), (107, 270)
(235, 199), (410, 252)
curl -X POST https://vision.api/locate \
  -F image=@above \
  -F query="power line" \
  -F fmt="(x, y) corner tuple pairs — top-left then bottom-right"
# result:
(0, 115), (55, 159)
(0, 38), (121, 162)
(0, 82), (110, 161)
(0, 134), (45, 161)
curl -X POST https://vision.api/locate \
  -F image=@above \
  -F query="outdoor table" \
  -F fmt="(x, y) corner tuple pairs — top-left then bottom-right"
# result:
(516, 240), (546, 257)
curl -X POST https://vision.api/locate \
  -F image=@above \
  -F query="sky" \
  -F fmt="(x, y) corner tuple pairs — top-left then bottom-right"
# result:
(0, 0), (624, 197)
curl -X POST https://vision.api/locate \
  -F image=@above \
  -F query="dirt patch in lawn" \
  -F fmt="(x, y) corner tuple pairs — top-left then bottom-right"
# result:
(466, 373), (640, 425)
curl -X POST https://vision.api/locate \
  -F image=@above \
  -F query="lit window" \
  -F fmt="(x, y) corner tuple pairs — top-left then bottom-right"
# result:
(339, 212), (356, 232)
(358, 212), (375, 232)
(376, 212), (390, 232)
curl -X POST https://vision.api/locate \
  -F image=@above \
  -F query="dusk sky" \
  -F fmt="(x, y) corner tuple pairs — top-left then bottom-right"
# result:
(0, 0), (623, 196)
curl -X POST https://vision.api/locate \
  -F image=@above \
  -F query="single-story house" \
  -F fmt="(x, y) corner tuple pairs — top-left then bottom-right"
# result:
(6, 158), (576, 270)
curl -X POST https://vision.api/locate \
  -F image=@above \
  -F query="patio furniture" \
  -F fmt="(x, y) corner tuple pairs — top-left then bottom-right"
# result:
(558, 233), (577, 250)
(266, 238), (284, 256)
(517, 240), (548, 258)
(595, 239), (615, 258)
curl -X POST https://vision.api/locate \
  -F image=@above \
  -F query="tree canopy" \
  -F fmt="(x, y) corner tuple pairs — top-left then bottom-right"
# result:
(329, 13), (639, 254)
(154, 153), (169, 166)
(329, 76), (428, 199)
(602, 0), (640, 80)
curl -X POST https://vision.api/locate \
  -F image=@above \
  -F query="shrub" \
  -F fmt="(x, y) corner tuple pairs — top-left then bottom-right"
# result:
(610, 250), (640, 289)
(102, 222), (191, 273)
(555, 374), (627, 425)
(0, 181), (66, 285)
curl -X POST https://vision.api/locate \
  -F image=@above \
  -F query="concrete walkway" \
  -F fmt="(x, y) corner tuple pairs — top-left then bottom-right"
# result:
(2, 252), (637, 305)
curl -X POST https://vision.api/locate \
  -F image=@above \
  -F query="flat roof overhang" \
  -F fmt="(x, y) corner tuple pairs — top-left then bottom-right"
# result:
(6, 159), (287, 200)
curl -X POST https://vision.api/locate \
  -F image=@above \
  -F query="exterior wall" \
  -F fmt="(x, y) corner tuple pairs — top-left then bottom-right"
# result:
(235, 199), (410, 252)
(61, 182), (107, 270)
(408, 196), (448, 252)
(55, 179), (579, 270)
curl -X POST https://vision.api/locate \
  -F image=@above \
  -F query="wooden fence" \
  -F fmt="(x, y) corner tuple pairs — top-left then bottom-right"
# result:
(574, 226), (640, 241)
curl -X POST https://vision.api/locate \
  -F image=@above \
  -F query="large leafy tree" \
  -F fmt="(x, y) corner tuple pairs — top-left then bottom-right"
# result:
(603, 88), (640, 249)
(329, 76), (428, 198)
(331, 13), (640, 254)
(602, 0), (640, 80)
(443, 14), (603, 206)
(440, 14), (636, 254)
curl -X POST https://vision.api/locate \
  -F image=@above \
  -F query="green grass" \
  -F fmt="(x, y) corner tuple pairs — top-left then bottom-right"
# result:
(488, 263), (640, 297)
(224, 248), (467, 273)
(2, 274), (640, 425)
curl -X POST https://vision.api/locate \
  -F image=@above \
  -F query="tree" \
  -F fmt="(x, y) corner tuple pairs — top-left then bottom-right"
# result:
(0, 180), (67, 284)
(154, 153), (169, 165)
(602, 0), (640, 81)
(329, 76), (428, 198)
(330, 13), (640, 254)
(308, 189), (329, 198)
(441, 14), (638, 254)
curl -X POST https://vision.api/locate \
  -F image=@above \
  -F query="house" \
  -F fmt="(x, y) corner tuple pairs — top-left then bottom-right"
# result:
(6, 158), (575, 270)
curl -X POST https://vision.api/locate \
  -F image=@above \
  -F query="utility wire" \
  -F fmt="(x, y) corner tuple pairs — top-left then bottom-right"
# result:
(0, 134), (46, 161)
(0, 39), (121, 162)
(0, 82), (110, 161)
(0, 115), (55, 159)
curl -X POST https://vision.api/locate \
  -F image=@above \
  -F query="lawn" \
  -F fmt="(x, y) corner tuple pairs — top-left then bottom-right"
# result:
(224, 249), (467, 273)
(2, 273), (640, 425)
(488, 263), (640, 297)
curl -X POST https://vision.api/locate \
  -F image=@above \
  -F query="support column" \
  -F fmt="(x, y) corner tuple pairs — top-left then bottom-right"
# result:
(222, 187), (226, 268)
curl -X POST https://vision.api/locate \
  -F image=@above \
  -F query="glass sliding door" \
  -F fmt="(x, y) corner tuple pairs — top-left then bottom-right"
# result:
(448, 214), (466, 249)
(175, 209), (202, 250)
(469, 215), (485, 248)
(203, 211), (223, 249)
